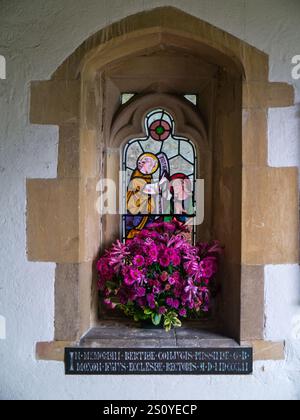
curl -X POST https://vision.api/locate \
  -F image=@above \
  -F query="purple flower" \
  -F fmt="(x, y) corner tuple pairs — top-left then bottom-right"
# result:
(168, 271), (182, 286)
(153, 285), (162, 294)
(103, 299), (117, 310)
(108, 240), (130, 271)
(166, 297), (174, 307)
(160, 271), (169, 282)
(184, 259), (200, 276)
(159, 253), (171, 268)
(136, 287), (146, 297)
(168, 276), (176, 286)
(147, 294), (156, 309)
(184, 279), (198, 302)
(148, 246), (158, 262)
(166, 298), (179, 309)
(133, 255), (145, 267)
(199, 257), (218, 279)
(172, 254), (181, 267)
(123, 267), (143, 286)
(159, 307), (167, 315)
(97, 220), (222, 330)
(97, 258), (114, 280)
(172, 299), (180, 309)
(179, 308), (187, 317)
(166, 249), (181, 266)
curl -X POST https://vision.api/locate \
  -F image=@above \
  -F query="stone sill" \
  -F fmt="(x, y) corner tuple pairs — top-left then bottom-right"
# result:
(80, 320), (238, 348)
(36, 321), (285, 363)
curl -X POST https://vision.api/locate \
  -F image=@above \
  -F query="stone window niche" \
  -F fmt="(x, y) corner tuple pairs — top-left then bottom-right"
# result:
(27, 7), (298, 362)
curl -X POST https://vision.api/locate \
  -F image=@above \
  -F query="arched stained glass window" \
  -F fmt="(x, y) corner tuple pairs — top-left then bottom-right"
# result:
(122, 109), (197, 243)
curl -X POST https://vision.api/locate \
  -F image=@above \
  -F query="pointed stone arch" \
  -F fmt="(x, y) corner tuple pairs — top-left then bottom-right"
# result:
(28, 7), (298, 361)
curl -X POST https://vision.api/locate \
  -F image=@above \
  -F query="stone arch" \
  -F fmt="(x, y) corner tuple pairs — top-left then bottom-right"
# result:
(28, 7), (298, 361)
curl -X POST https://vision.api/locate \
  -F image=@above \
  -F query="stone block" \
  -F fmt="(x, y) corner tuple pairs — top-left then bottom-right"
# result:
(58, 124), (80, 178)
(243, 82), (295, 109)
(242, 341), (285, 361)
(242, 167), (299, 265)
(27, 179), (79, 263)
(55, 264), (80, 341)
(242, 109), (268, 166)
(30, 81), (80, 125)
(36, 341), (74, 362)
(241, 265), (265, 341)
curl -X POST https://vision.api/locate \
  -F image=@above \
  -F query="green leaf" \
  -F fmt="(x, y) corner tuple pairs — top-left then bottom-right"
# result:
(164, 322), (172, 332)
(144, 309), (153, 316)
(172, 318), (182, 328)
(152, 314), (162, 326)
(106, 281), (118, 290)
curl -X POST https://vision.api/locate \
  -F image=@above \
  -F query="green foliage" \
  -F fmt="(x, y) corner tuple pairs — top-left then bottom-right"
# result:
(152, 313), (162, 326)
(163, 311), (182, 332)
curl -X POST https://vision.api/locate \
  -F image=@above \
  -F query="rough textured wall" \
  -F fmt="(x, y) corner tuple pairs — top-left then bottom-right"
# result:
(0, 0), (299, 400)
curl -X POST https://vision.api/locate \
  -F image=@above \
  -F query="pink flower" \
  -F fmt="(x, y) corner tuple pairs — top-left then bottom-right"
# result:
(148, 246), (158, 263)
(153, 285), (162, 294)
(133, 255), (145, 267)
(168, 276), (176, 286)
(123, 267), (143, 286)
(169, 271), (182, 286)
(172, 272), (181, 283)
(161, 272), (169, 282)
(159, 307), (167, 315)
(166, 298), (180, 309)
(158, 249), (171, 268)
(97, 220), (222, 330)
(136, 287), (146, 297)
(159, 254), (171, 268)
(172, 299), (180, 309)
(172, 254), (181, 267)
(184, 259), (200, 276)
(179, 308), (187, 317)
(97, 258), (114, 281)
(166, 297), (173, 307)
(165, 248), (181, 266)
(184, 279), (198, 302)
(103, 299), (117, 310)
(108, 240), (130, 271)
(147, 294), (156, 309)
(199, 257), (218, 278)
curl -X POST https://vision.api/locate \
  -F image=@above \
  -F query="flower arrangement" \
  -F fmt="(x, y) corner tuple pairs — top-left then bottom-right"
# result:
(97, 221), (222, 331)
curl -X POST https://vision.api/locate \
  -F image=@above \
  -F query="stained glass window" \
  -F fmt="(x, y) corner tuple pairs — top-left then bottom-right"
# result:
(122, 109), (197, 243)
(184, 94), (198, 106)
(121, 93), (136, 105)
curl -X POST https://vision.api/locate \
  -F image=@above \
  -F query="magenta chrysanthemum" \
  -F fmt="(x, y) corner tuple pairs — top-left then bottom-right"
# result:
(96, 221), (222, 331)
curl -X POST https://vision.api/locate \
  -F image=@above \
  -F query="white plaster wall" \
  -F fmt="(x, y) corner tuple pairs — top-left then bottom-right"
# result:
(0, 0), (299, 400)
